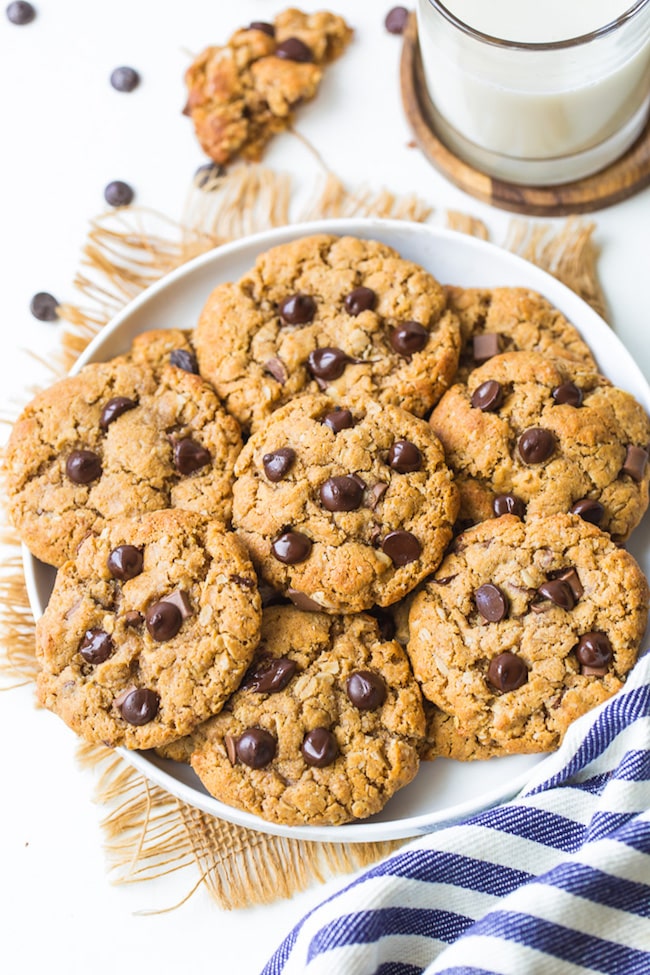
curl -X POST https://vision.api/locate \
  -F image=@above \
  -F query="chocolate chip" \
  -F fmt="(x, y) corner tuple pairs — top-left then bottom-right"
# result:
(110, 66), (140, 92)
(249, 20), (275, 36)
(231, 574), (256, 589)
(493, 494), (526, 519)
(555, 567), (583, 601)
(323, 408), (354, 433)
(119, 688), (160, 726)
(164, 589), (192, 619)
(487, 652), (528, 692)
(570, 498), (605, 525)
(224, 735), (238, 765)
(384, 6), (409, 33)
(552, 382), (583, 407)
(301, 728), (339, 767)
(145, 600), (183, 641)
(370, 607), (396, 641)
(194, 162), (225, 188)
(275, 37), (313, 62)
(99, 396), (137, 430)
(6, 1), (35, 24)
(66, 449), (102, 484)
(107, 545), (143, 581)
(307, 347), (352, 382)
(518, 427), (555, 465)
(271, 531), (312, 564)
(320, 475), (364, 512)
(390, 321), (428, 356)
(29, 291), (59, 321)
(388, 440), (422, 473)
(346, 671), (387, 710)
(173, 438), (211, 475)
(236, 728), (277, 768)
(263, 447), (296, 482)
(471, 380), (503, 412)
(473, 332), (501, 364)
(382, 530), (421, 566)
(475, 583), (508, 622)
(242, 656), (297, 693)
(536, 579), (575, 610)
(170, 349), (199, 373)
(123, 611), (143, 628)
(575, 632), (612, 670)
(622, 444), (649, 482)
(264, 357), (288, 384)
(279, 293), (316, 325)
(79, 629), (114, 665)
(287, 589), (324, 611)
(104, 180), (135, 207)
(345, 286), (376, 316)
(367, 482), (388, 509)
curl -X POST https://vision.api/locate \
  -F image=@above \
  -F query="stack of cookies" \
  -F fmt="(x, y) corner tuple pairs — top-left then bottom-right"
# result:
(5, 232), (650, 827)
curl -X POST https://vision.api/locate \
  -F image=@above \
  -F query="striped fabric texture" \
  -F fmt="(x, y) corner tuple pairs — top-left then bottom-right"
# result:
(262, 653), (650, 975)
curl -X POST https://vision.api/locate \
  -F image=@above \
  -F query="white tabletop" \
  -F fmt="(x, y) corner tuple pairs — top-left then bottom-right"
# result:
(1, 2), (649, 972)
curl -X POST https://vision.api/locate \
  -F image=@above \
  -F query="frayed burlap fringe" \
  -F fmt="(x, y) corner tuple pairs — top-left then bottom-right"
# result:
(0, 163), (607, 909)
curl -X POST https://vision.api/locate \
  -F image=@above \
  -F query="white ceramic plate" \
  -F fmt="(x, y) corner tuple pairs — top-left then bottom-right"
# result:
(23, 218), (650, 843)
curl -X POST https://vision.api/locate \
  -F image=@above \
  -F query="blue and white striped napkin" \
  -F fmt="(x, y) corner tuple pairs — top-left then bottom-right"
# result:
(262, 653), (650, 975)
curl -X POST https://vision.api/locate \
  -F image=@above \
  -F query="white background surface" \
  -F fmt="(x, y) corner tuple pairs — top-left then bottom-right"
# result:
(1, 2), (649, 973)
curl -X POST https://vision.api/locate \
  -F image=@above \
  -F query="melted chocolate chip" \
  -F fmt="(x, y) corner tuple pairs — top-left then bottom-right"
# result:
(279, 293), (316, 325)
(104, 180), (134, 207)
(99, 396), (137, 430)
(287, 589), (324, 611)
(388, 440), (422, 473)
(493, 494), (526, 519)
(367, 482), (388, 509)
(307, 347), (352, 382)
(79, 629), (114, 665)
(555, 567), (583, 601)
(119, 688), (160, 725)
(345, 286), (376, 316)
(66, 449), (102, 484)
(323, 408), (354, 433)
(552, 382), (583, 407)
(110, 66), (140, 92)
(382, 530), (421, 566)
(301, 728), (339, 767)
(272, 531), (312, 564)
(570, 498), (605, 525)
(169, 349), (199, 373)
(173, 438), (211, 475)
(622, 444), (649, 482)
(471, 380), (503, 412)
(536, 579), (575, 610)
(371, 607), (396, 642)
(264, 357), (288, 384)
(320, 475), (364, 512)
(390, 321), (428, 356)
(475, 583), (508, 622)
(145, 600), (183, 641)
(473, 332), (501, 364)
(487, 652), (528, 692)
(29, 291), (58, 321)
(107, 545), (143, 581)
(242, 657), (297, 693)
(346, 671), (387, 710)
(236, 728), (277, 768)
(575, 632), (613, 670)
(384, 5), (409, 33)
(249, 20), (275, 35)
(276, 37), (313, 62)
(518, 427), (556, 465)
(263, 447), (296, 482)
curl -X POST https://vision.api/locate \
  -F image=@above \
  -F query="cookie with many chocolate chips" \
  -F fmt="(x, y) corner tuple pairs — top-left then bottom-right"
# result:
(184, 9), (352, 166)
(231, 393), (459, 612)
(406, 513), (649, 757)
(194, 234), (461, 431)
(430, 350), (650, 540)
(183, 606), (425, 826)
(4, 335), (242, 566)
(445, 286), (598, 382)
(35, 510), (262, 749)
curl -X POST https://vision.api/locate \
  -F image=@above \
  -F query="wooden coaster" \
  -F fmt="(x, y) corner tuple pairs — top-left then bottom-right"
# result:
(400, 15), (650, 216)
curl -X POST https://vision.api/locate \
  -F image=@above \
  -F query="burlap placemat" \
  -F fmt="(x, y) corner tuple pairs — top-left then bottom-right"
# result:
(0, 165), (606, 910)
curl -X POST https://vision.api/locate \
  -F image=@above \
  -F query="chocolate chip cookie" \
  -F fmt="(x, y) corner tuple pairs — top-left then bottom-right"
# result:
(35, 510), (262, 749)
(446, 286), (598, 382)
(430, 350), (650, 540)
(4, 335), (242, 566)
(194, 234), (461, 431)
(407, 513), (649, 757)
(185, 606), (425, 826)
(232, 393), (459, 613)
(184, 9), (352, 167)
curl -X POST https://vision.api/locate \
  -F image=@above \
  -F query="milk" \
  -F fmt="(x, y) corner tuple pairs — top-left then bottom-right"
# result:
(417, 0), (650, 184)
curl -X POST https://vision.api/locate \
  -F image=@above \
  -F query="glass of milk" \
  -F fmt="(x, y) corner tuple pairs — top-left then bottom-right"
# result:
(416, 0), (650, 185)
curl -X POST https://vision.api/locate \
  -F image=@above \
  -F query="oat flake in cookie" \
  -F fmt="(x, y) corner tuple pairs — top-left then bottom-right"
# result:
(231, 393), (459, 613)
(406, 513), (649, 758)
(194, 234), (461, 432)
(35, 510), (262, 750)
(185, 606), (425, 827)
